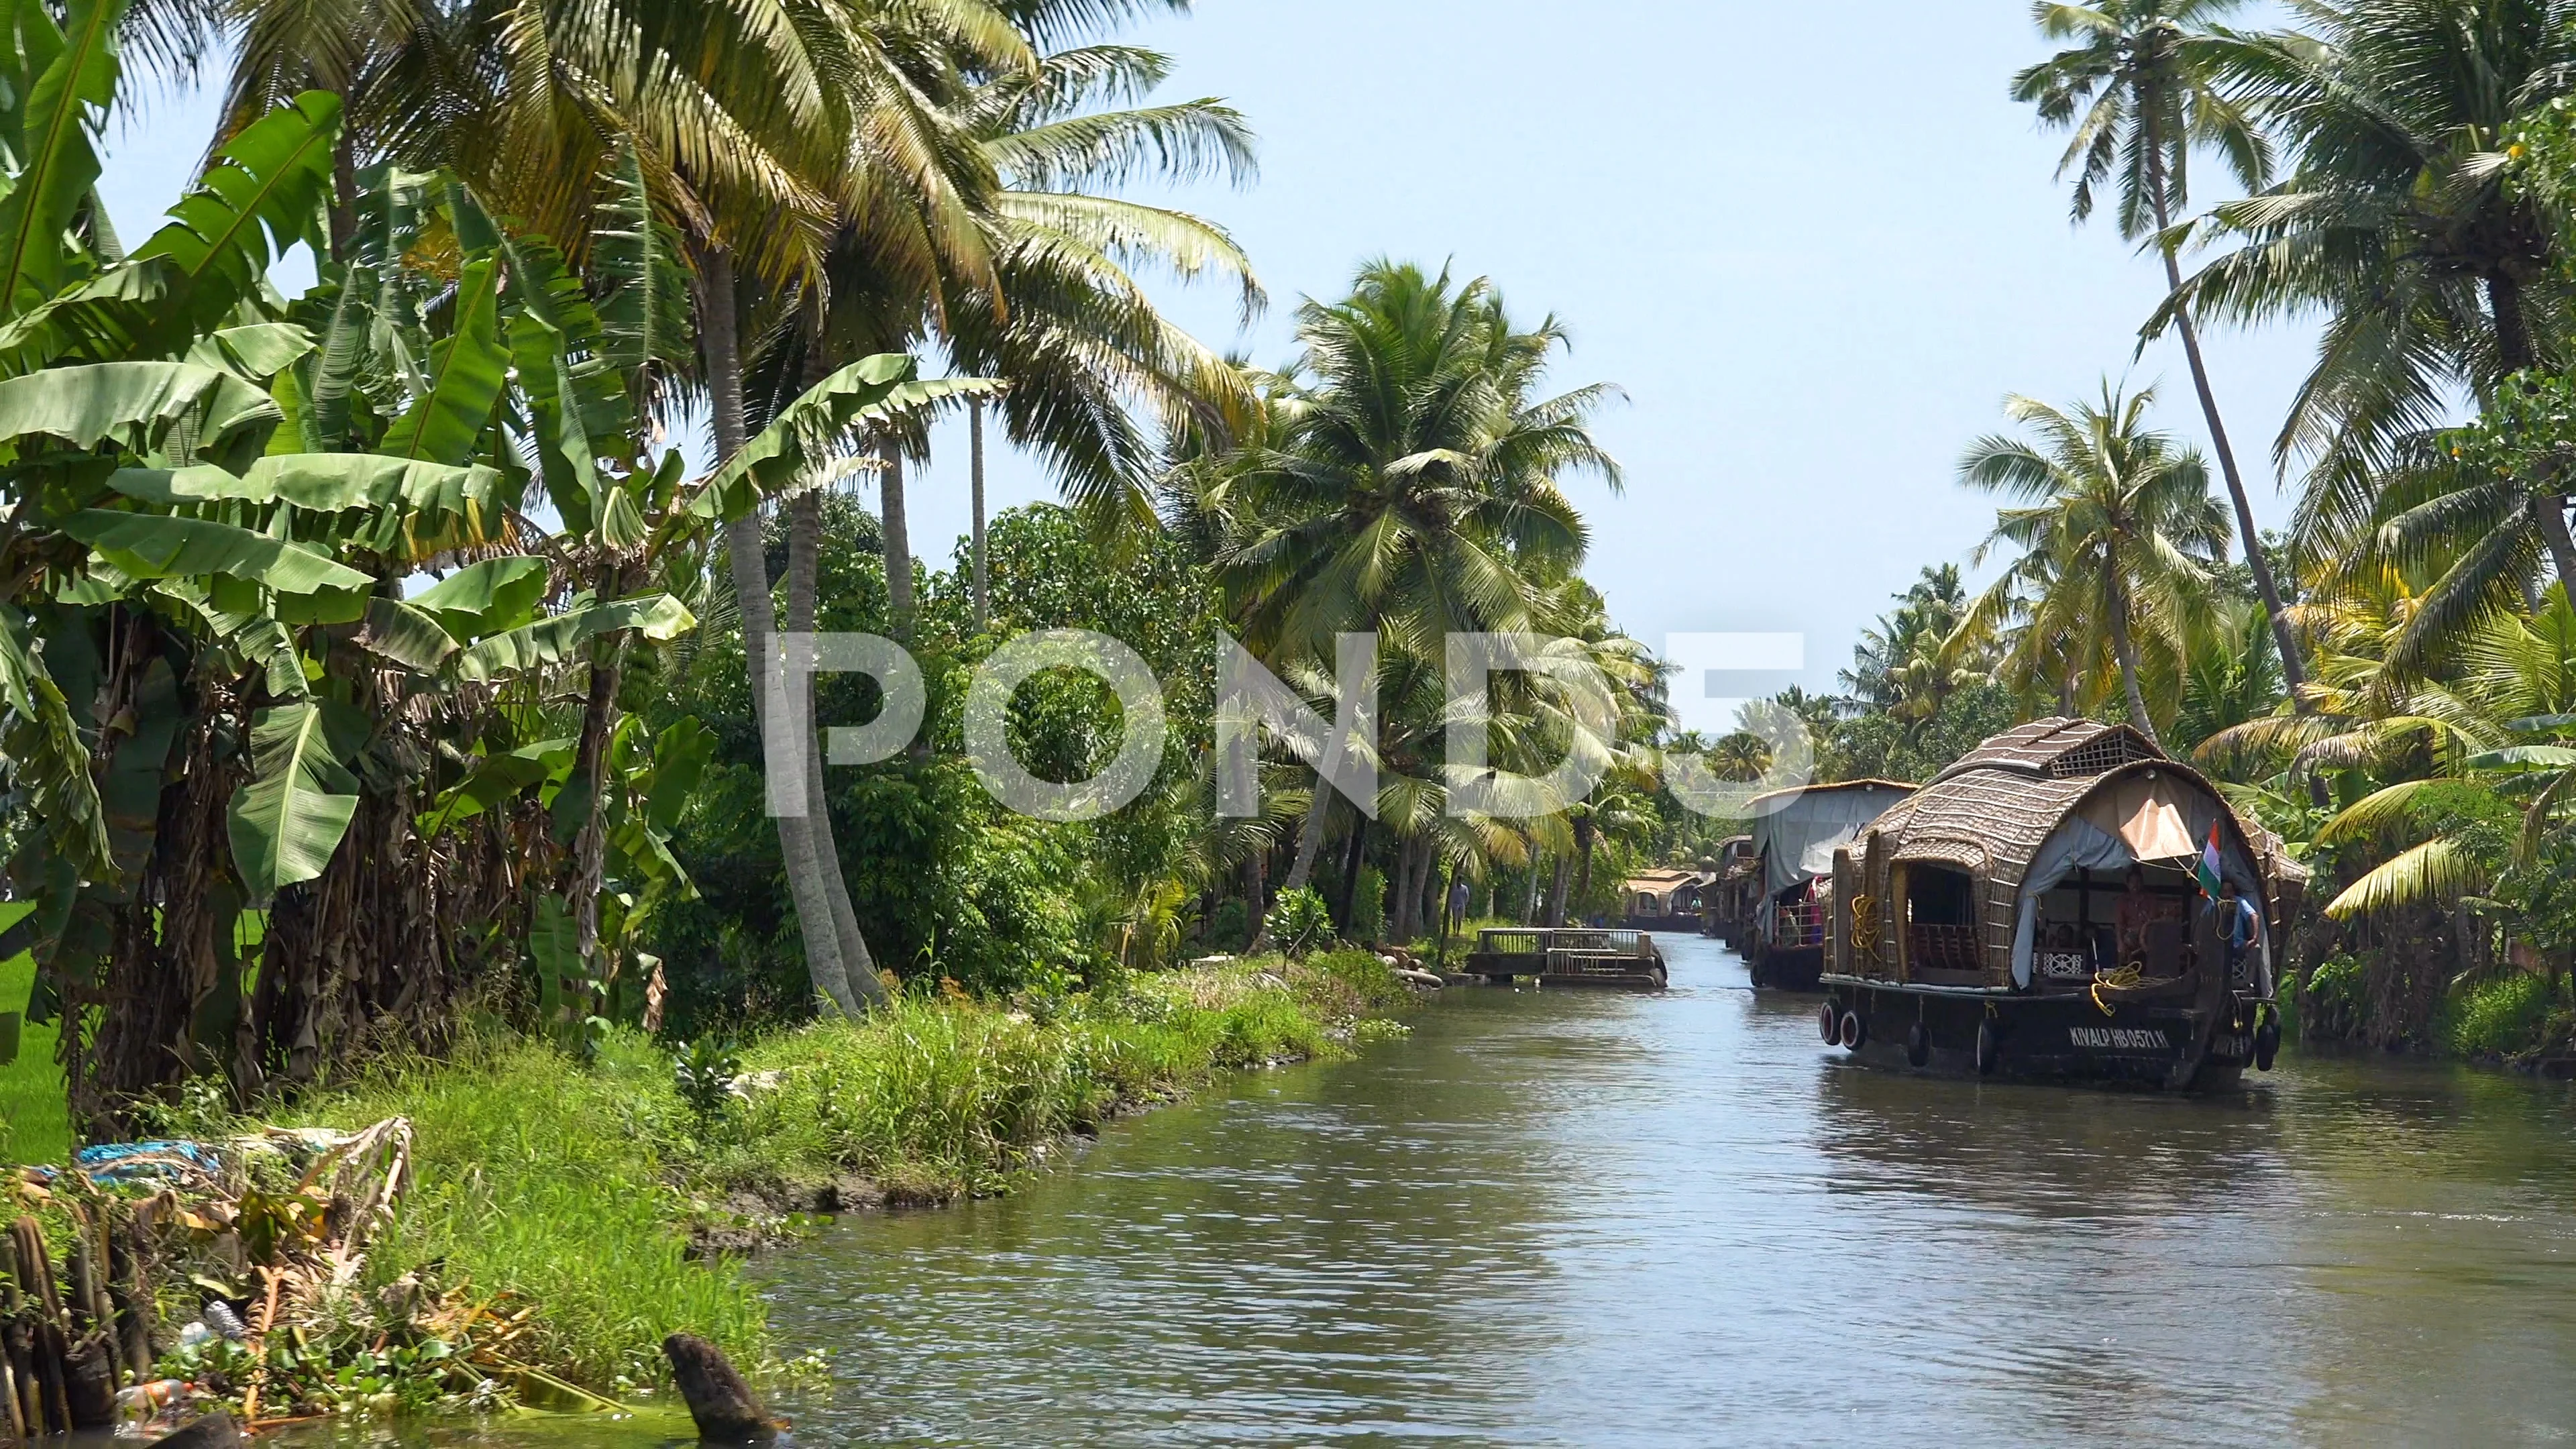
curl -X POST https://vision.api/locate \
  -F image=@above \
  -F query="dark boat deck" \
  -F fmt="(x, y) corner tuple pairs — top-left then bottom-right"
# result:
(1454, 928), (1668, 989)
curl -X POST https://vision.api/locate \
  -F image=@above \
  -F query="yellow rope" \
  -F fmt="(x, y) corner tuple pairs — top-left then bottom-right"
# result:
(2089, 963), (2142, 1016)
(1849, 895), (1880, 965)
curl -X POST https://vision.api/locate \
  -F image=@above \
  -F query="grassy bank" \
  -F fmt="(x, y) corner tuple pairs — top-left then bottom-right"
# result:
(225, 950), (1413, 1396)
(0, 900), (70, 1167)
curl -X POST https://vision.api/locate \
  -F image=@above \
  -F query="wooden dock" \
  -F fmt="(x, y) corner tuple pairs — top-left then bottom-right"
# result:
(1455, 928), (1668, 989)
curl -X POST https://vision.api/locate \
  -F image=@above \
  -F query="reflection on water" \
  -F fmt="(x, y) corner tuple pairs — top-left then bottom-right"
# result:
(272, 936), (2576, 1447)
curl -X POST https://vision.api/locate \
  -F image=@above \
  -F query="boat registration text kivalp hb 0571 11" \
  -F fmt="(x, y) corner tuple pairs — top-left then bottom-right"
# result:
(2068, 1026), (2170, 1051)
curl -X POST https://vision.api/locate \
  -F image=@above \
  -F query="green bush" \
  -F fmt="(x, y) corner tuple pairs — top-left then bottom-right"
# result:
(2445, 973), (2565, 1059)
(1265, 888), (1335, 957)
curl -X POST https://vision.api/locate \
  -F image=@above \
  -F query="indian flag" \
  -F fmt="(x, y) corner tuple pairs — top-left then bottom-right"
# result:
(2195, 822), (2224, 900)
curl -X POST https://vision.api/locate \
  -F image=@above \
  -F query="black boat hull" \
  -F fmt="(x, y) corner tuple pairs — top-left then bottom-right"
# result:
(1817, 979), (2267, 1092)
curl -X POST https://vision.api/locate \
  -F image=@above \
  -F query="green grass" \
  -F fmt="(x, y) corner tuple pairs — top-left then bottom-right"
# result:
(0, 900), (70, 1167)
(270, 1034), (773, 1393)
(254, 949), (1410, 1393)
(2445, 972), (2568, 1061)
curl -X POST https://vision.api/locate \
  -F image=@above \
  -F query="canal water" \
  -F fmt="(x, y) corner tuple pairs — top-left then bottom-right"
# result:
(277, 933), (2576, 1446)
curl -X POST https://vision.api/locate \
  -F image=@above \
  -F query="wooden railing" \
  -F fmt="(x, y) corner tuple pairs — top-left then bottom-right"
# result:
(1477, 927), (1654, 959)
(1774, 901), (1825, 947)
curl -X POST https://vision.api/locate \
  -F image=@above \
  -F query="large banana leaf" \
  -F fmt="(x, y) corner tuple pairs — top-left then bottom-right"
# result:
(409, 555), (550, 641)
(0, 0), (126, 323)
(293, 165), (433, 449)
(109, 454), (497, 511)
(680, 356), (999, 532)
(359, 596), (460, 670)
(63, 508), (372, 592)
(379, 255), (505, 466)
(129, 92), (340, 338)
(0, 601), (110, 873)
(0, 360), (281, 458)
(227, 698), (368, 900)
(184, 322), (316, 382)
(0, 256), (173, 375)
(417, 735), (576, 837)
(508, 309), (600, 537)
(453, 594), (694, 682)
(149, 576), (309, 696)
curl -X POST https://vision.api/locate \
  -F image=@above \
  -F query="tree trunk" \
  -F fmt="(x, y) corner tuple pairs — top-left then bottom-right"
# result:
(2532, 491), (2576, 600)
(1545, 853), (1570, 928)
(1282, 787), (1332, 892)
(788, 488), (891, 1008)
(1574, 834), (1596, 920)
(567, 628), (627, 985)
(2145, 134), (2309, 708)
(329, 132), (358, 264)
(1334, 815), (1369, 931)
(2106, 580), (2163, 751)
(970, 397), (989, 633)
(877, 439), (914, 643)
(1409, 838), (1439, 943)
(1523, 861), (1542, 925)
(698, 246), (860, 1018)
(2491, 274), (2536, 374)
(1244, 847), (1269, 952)
(1389, 835), (1419, 943)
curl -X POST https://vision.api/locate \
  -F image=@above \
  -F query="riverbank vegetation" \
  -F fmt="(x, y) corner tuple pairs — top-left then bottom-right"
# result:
(0, 0), (1616, 1412)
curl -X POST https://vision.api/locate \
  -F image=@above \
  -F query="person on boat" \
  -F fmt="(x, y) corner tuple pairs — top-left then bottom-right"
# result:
(2216, 877), (2264, 986)
(2115, 866), (2182, 968)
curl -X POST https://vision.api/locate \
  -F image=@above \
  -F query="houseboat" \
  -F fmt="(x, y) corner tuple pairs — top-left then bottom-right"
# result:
(1705, 836), (1754, 943)
(1817, 718), (2304, 1091)
(1621, 868), (1714, 932)
(1743, 780), (1916, 990)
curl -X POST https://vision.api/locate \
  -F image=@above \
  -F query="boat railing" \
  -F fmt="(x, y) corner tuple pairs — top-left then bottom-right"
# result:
(1477, 927), (1655, 959)
(1775, 901), (1825, 947)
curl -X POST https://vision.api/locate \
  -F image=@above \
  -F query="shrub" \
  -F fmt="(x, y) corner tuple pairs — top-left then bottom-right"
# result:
(1265, 888), (1335, 957)
(2446, 973), (2564, 1059)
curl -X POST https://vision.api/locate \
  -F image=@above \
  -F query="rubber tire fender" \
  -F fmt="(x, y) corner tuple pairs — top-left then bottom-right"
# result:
(1906, 1020), (1931, 1069)
(1974, 1018), (2001, 1077)
(2253, 1017), (2282, 1072)
(1839, 1009), (1867, 1051)
(1819, 1002), (1841, 1044)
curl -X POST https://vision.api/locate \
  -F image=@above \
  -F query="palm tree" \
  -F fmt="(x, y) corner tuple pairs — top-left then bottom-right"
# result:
(790, 23), (1261, 642)
(1208, 260), (1622, 892)
(2014, 0), (2310, 701)
(1958, 385), (2232, 747)
(2161, 0), (2576, 559)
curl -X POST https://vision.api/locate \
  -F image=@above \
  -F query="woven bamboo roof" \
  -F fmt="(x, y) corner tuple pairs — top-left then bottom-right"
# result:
(1857, 718), (2308, 950)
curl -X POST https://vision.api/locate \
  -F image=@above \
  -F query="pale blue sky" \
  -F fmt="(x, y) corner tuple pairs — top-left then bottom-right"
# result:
(97, 1), (2326, 693)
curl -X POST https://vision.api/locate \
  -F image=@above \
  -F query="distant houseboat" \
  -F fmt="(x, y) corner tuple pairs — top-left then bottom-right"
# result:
(1743, 780), (1917, 990)
(1817, 718), (2304, 1091)
(1706, 836), (1754, 943)
(1621, 869), (1713, 931)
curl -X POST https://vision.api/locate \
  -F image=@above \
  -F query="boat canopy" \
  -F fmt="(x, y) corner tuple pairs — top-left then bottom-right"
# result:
(1831, 718), (2308, 991)
(1748, 780), (1916, 900)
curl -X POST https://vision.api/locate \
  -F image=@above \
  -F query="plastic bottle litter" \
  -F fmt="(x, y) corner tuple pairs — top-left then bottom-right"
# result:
(200, 1300), (249, 1341)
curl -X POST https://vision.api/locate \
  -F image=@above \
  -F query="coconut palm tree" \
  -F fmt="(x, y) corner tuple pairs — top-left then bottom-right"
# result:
(2160, 0), (2576, 558)
(1208, 261), (1622, 892)
(1958, 384), (2232, 747)
(2014, 0), (2310, 699)
(788, 27), (1260, 643)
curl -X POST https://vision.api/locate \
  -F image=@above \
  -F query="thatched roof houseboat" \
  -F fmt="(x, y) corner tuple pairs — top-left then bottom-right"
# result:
(1818, 718), (2306, 1090)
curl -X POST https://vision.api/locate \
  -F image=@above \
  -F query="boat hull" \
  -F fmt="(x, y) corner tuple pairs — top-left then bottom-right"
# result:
(1750, 945), (1825, 993)
(1818, 979), (2265, 1093)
